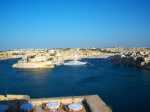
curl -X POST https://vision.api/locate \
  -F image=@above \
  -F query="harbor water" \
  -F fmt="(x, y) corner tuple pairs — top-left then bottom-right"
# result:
(0, 58), (150, 112)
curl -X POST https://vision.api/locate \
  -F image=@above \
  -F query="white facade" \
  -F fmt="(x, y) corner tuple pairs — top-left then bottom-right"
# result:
(30, 56), (47, 62)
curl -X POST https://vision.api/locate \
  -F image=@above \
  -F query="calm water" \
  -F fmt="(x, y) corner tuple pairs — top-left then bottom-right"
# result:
(0, 58), (150, 112)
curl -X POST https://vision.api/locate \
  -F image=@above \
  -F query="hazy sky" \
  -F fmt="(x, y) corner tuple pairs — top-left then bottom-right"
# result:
(0, 0), (150, 50)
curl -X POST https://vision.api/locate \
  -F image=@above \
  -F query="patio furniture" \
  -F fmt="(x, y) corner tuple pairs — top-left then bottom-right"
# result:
(30, 105), (36, 112)
(20, 103), (35, 112)
(79, 107), (85, 112)
(68, 103), (83, 112)
(42, 103), (50, 112)
(64, 105), (69, 112)
(46, 102), (60, 111)
(57, 103), (63, 111)
(0, 104), (9, 112)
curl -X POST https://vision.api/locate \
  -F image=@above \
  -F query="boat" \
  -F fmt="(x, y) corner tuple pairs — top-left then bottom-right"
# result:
(54, 61), (64, 66)
(63, 56), (86, 65)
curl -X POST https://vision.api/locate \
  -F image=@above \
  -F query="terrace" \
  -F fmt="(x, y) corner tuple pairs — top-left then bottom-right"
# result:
(0, 94), (112, 112)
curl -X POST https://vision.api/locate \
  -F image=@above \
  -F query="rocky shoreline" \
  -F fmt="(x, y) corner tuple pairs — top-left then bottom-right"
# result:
(113, 54), (150, 70)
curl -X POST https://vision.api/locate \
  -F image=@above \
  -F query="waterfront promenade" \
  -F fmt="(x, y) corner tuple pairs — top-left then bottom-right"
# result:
(0, 94), (112, 112)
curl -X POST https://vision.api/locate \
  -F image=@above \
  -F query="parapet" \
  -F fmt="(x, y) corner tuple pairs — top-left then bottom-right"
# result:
(0, 94), (112, 112)
(31, 95), (112, 112)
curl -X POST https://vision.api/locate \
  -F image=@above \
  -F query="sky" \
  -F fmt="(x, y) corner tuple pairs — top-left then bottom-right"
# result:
(0, 0), (150, 50)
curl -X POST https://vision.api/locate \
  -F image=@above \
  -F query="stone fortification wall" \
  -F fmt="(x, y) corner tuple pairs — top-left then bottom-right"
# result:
(0, 94), (29, 106)
(0, 94), (29, 100)
(13, 61), (54, 68)
(113, 55), (150, 70)
(31, 96), (84, 105)
(85, 95), (112, 112)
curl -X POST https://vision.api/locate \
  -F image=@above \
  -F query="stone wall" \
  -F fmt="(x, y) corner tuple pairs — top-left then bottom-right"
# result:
(85, 95), (112, 112)
(0, 94), (29, 106)
(30, 96), (84, 105)
(113, 55), (150, 70)
(0, 94), (29, 100)
(0, 94), (112, 112)
(31, 95), (112, 112)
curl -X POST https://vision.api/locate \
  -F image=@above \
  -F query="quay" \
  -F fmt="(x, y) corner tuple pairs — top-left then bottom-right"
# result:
(0, 94), (112, 112)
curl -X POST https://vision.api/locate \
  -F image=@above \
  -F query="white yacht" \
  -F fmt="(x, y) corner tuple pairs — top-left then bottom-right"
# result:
(63, 56), (86, 65)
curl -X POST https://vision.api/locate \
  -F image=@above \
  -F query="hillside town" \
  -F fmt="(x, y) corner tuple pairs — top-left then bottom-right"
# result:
(0, 47), (150, 70)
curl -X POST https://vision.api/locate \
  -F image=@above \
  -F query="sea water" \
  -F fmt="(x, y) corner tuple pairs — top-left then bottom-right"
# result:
(0, 58), (150, 112)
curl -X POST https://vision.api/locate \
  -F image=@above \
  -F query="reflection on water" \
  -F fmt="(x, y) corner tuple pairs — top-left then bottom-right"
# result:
(0, 58), (150, 112)
(16, 68), (53, 74)
(15, 68), (53, 79)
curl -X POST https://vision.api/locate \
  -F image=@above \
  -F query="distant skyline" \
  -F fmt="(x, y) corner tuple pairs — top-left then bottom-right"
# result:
(0, 0), (150, 50)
